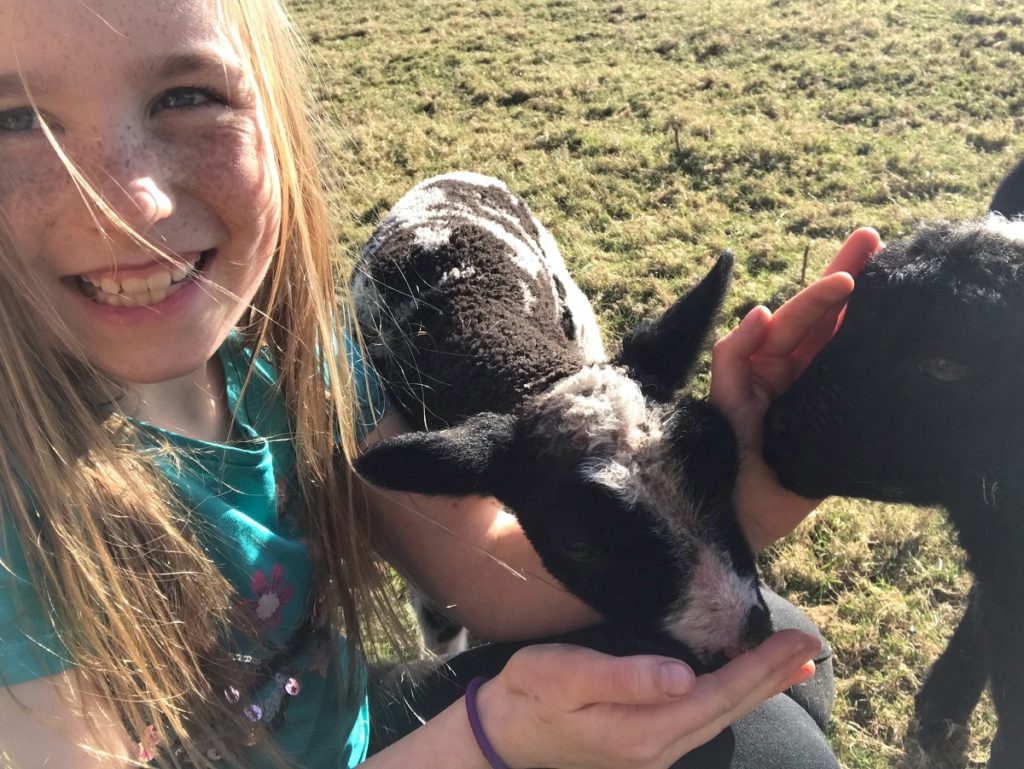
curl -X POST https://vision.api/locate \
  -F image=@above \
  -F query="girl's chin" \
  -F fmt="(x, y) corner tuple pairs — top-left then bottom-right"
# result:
(83, 328), (232, 388)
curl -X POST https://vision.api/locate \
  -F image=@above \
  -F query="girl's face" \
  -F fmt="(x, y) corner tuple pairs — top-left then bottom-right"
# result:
(0, 0), (281, 385)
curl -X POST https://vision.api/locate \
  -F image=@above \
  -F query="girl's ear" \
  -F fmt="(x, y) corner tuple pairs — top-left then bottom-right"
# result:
(354, 413), (518, 498)
(615, 250), (733, 401)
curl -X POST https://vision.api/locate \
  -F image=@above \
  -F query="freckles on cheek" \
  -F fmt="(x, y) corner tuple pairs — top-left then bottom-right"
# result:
(0, 162), (70, 252)
(0, 158), (67, 204)
(185, 123), (278, 213)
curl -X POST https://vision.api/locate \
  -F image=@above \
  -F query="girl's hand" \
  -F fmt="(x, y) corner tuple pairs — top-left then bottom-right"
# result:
(710, 228), (882, 551)
(478, 631), (821, 769)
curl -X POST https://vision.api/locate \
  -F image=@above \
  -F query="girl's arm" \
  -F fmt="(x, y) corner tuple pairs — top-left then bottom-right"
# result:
(0, 673), (136, 767)
(0, 632), (818, 769)
(357, 413), (602, 641)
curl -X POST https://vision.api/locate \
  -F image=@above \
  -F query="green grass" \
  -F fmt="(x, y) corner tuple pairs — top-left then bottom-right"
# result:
(291, 1), (1024, 765)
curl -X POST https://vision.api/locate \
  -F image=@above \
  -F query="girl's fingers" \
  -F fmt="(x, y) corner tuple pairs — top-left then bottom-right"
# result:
(507, 644), (696, 708)
(709, 306), (770, 411)
(666, 630), (820, 750)
(693, 630), (819, 718)
(783, 660), (818, 691)
(756, 272), (854, 358)
(758, 228), (881, 361)
(823, 227), (881, 277)
(715, 305), (772, 360)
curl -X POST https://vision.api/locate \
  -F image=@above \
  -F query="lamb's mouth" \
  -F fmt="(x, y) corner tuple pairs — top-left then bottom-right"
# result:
(74, 250), (212, 307)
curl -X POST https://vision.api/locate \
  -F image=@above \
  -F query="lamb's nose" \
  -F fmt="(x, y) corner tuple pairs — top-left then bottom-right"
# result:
(743, 603), (773, 648)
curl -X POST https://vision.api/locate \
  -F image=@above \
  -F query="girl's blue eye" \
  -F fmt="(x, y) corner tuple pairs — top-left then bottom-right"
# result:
(154, 87), (221, 112)
(0, 108), (40, 133)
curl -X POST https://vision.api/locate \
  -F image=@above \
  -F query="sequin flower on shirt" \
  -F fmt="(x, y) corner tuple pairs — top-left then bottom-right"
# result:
(244, 564), (293, 628)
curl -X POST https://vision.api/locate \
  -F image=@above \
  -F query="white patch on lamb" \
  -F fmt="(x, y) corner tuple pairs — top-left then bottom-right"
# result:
(385, 185), (448, 232)
(979, 212), (1024, 243)
(539, 366), (706, 537)
(414, 226), (452, 249)
(520, 280), (538, 314)
(439, 266), (477, 286)
(534, 220), (607, 364)
(534, 365), (654, 456)
(664, 546), (762, 654)
(457, 205), (545, 277)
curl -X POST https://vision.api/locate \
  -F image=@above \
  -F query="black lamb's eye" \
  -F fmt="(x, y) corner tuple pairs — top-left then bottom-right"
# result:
(917, 356), (970, 383)
(561, 537), (599, 561)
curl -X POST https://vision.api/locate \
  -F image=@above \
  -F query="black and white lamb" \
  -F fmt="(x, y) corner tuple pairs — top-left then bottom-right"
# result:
(351, 172), (770, 663)
(762, 216), (1024, 769)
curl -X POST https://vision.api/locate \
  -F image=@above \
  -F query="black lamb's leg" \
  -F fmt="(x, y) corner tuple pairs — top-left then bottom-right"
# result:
(911, 587), (988, 762)
(980, 589), (1024, 769)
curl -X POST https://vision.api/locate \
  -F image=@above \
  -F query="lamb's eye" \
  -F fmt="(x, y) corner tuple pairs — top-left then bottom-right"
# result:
(917, 356), (970, 383)
(561, 538), (599, 561)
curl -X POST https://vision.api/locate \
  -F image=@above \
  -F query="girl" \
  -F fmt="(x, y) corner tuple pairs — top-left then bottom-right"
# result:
(0, 1), (879, 767)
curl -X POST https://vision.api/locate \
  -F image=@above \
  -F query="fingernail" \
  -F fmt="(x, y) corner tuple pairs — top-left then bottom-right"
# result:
(743, 305), (769, 324)
(799, 636), (822, 659)
(784, 660), (817, 690)
(660, 661), (694, 696)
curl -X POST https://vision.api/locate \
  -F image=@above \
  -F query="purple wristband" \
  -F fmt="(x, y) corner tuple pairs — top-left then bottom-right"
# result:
(465, 676), (510, 769)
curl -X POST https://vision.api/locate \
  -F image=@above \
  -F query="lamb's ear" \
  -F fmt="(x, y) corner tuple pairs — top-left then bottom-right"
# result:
(354, 412), (517, 498)
(616, 250), (733, 400)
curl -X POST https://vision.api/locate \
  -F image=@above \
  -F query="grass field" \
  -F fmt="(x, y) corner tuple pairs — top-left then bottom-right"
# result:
(290, 1), (1024, 766)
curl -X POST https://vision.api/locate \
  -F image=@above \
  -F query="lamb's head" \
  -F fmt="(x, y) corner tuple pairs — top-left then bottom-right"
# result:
(764, 217), (1024, 514)
(356, 253), (771, 662)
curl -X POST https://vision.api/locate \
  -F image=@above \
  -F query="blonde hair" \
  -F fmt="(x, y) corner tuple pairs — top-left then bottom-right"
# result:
(0, 1), (399, 765)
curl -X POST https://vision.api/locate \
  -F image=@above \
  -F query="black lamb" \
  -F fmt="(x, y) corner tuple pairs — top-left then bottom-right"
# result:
(763, 216), (1024, 769)
(351, 172), (770, 663)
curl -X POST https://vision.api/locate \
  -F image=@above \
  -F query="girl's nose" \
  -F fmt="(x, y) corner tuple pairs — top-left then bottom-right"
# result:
(76, 130), (175, 233)
(116, 177), (174, 230)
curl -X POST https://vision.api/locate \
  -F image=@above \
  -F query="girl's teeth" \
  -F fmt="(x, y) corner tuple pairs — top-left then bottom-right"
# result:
(122, 277), (148, 294)
(80, 251), (206, 306)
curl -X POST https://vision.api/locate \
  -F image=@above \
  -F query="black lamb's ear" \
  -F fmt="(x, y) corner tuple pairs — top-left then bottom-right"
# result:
(616, 250), (733, 400)
(354, 412), (517, 498)
(670, 397), (738, 503)
(990, 156), (1024, 218)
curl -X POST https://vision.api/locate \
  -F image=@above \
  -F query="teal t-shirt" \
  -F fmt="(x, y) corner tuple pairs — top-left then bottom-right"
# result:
(0, 334), (387, 768)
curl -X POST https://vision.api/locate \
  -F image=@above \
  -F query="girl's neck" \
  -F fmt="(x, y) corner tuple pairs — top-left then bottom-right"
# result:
(127, 356), (234, 443)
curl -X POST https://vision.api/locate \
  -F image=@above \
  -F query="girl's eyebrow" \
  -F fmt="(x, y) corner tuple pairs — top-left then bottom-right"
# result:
(142, 50), (245, 84)
(0, 69), (58, 101)
(0, 51), (242, 102)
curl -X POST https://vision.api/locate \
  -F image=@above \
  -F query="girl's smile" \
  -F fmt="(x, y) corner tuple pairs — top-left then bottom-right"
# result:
(0, 0), (281, 394)
(72, 250), (208, 307)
